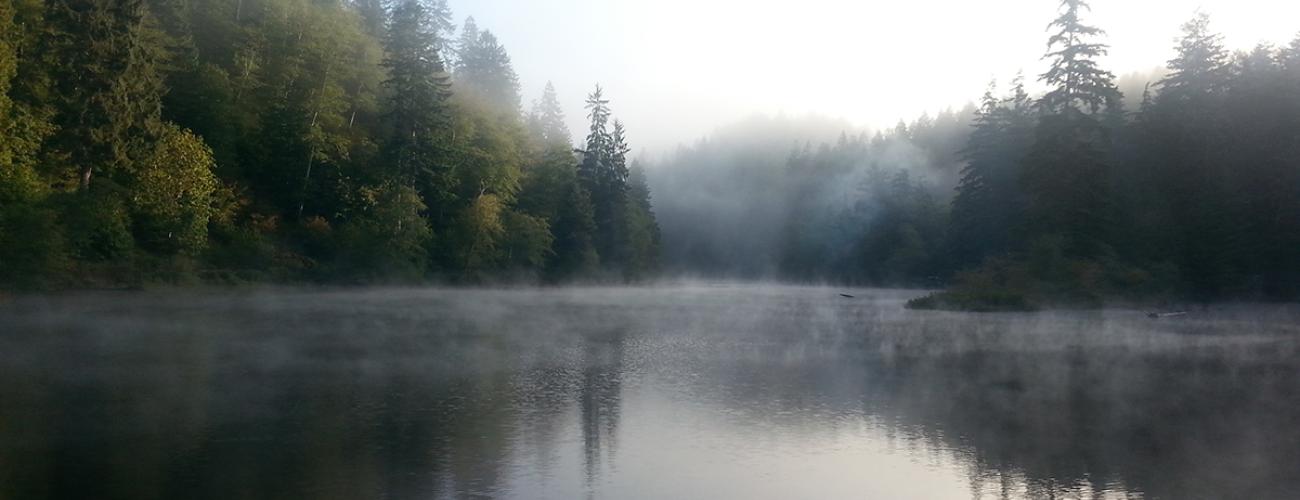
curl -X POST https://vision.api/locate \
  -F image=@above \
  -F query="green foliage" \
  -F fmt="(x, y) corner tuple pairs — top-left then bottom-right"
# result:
(0, 0), (658, 288)
(448, 93), (524, 203)
(547, 183), (600, 280)
(129, 124), (218, 255)
(61, 190), (136, 263)
(0, 0), (15, 141)
(383, 0), (453, 194)
(455, 29), (520, 114)
(501, 210), (554, 270)
(453, 193), (506, 272)
(577, 87), (640, 275)
(908, 237), (1179, 312)
(43, 0), (165, 189)
(622, 163), (661, 279)
(0, 202), (69, 289)
(334, 182), (432, 282)
(517, 145), (580, 221)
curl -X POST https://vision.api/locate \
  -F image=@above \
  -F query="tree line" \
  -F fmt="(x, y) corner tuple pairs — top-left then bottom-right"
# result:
(935, 2), (1300, 307)
(654, 1), (1300, 305)
(0, 0), (660, 289)
(650, 106), (973, 282)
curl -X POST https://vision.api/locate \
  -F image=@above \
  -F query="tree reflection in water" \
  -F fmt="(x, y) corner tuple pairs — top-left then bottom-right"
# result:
(1, 286), (1298, 499)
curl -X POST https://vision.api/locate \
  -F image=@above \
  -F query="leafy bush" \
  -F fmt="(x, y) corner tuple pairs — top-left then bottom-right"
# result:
(129, 124), (218, 255)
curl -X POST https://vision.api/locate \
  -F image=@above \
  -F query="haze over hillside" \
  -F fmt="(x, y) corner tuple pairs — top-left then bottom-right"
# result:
(451, 0), (1300, 154)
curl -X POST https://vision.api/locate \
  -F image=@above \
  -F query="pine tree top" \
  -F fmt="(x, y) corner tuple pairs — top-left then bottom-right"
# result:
(1039, 0), (1121, 115)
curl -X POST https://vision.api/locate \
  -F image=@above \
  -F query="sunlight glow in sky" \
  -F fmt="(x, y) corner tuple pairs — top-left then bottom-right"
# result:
(448, 0), (1300, 154)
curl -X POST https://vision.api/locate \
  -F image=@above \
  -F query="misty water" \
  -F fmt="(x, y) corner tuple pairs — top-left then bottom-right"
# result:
(2, 285), (1299, 499)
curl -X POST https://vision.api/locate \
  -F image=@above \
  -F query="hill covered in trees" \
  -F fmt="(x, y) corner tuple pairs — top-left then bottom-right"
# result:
(3, 0), (1297, 306)
(651, 1), (1300, 306)
(0, 0), (660, 288)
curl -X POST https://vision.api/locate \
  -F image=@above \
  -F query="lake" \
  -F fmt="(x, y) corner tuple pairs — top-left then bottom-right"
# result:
(2, 284), (1298, 499)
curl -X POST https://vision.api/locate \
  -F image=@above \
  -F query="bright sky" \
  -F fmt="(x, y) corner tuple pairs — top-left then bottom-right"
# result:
(447, 0), (1300, 154)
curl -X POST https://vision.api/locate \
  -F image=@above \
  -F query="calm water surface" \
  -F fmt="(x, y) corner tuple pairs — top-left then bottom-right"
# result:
(2, 285), (1299, 499)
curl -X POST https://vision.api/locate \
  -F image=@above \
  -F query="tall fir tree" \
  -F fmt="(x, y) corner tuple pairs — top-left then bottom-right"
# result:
(1021, 0), (1120, 257)
(578, 86), (634, 270)
(1158, 12), (1230, 101)
(455, 29), (520, 113)
(578, 85), (610, 190)
(381, 0), (452, 191)
(43, 0), (166, 189)
(528, 81), (571, 147)
(425, 0), (454, 42)
(1038, 0), (1121, 114)
(453, 15), (478, 68)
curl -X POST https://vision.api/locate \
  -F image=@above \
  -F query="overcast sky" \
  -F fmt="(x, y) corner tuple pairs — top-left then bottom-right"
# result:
(447, 0), (1300, 154)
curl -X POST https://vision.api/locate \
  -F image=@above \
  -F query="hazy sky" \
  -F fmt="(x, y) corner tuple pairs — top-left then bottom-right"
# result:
(447, 0), (1300, 154)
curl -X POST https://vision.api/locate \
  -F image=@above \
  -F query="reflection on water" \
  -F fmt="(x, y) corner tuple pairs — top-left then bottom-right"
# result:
(2, 285), (1299, 499)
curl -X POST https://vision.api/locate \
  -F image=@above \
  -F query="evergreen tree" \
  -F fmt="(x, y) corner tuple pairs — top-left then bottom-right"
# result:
(1222, 44), (1300, 296)
(528, 81), (571, 147)
(0, 0), (664, 287)
(425, 0), (454, 47)
(43, 0), (166, 189)
(1021, 0), (1120, 257)
(578, 85), (611, 191)
(547, 183), (599, 279)
(354, 0), (387, 36)
(454, 15), (478, 67)
(1158, 12), (1230, 101)
(949, 78), (1033, 269)
(577, 87), (633, 271)
(623, 161), (661, 279)
(455, 29), (520, 113)
(381, 0), (452, 192)
(605, 120), (631, 194)
(1138, 12), (1238, 295)
(1038, 0), (1121, 114)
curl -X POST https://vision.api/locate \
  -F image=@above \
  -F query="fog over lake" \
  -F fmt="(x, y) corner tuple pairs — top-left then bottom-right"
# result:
(2, 285), (1298, 499)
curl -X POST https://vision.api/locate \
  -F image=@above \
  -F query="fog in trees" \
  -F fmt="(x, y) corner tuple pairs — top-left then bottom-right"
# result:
(2, 0), (1300, 306)
(0, 0), (659, 288)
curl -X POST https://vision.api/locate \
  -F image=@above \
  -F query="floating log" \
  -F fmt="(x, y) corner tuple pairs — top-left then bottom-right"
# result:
(1147, 311), (1188, 319)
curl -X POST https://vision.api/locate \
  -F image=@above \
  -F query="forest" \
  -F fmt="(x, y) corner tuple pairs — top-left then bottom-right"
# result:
(0, 0), (660, 288)
(2, 0), (1299, 307)
(652, 2), (1300, 307)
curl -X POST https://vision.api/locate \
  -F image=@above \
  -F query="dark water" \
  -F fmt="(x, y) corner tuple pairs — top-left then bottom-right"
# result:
(2, 285), (1299, 499)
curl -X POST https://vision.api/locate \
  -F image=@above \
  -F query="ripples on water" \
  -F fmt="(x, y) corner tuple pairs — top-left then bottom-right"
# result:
(1, 284), (1298, 499)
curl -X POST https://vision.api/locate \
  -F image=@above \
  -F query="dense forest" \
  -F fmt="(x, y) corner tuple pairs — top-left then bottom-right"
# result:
(3, 0), (1299, 305)
(0, 0), (660, 288)
(654, 1), (1300, 306)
